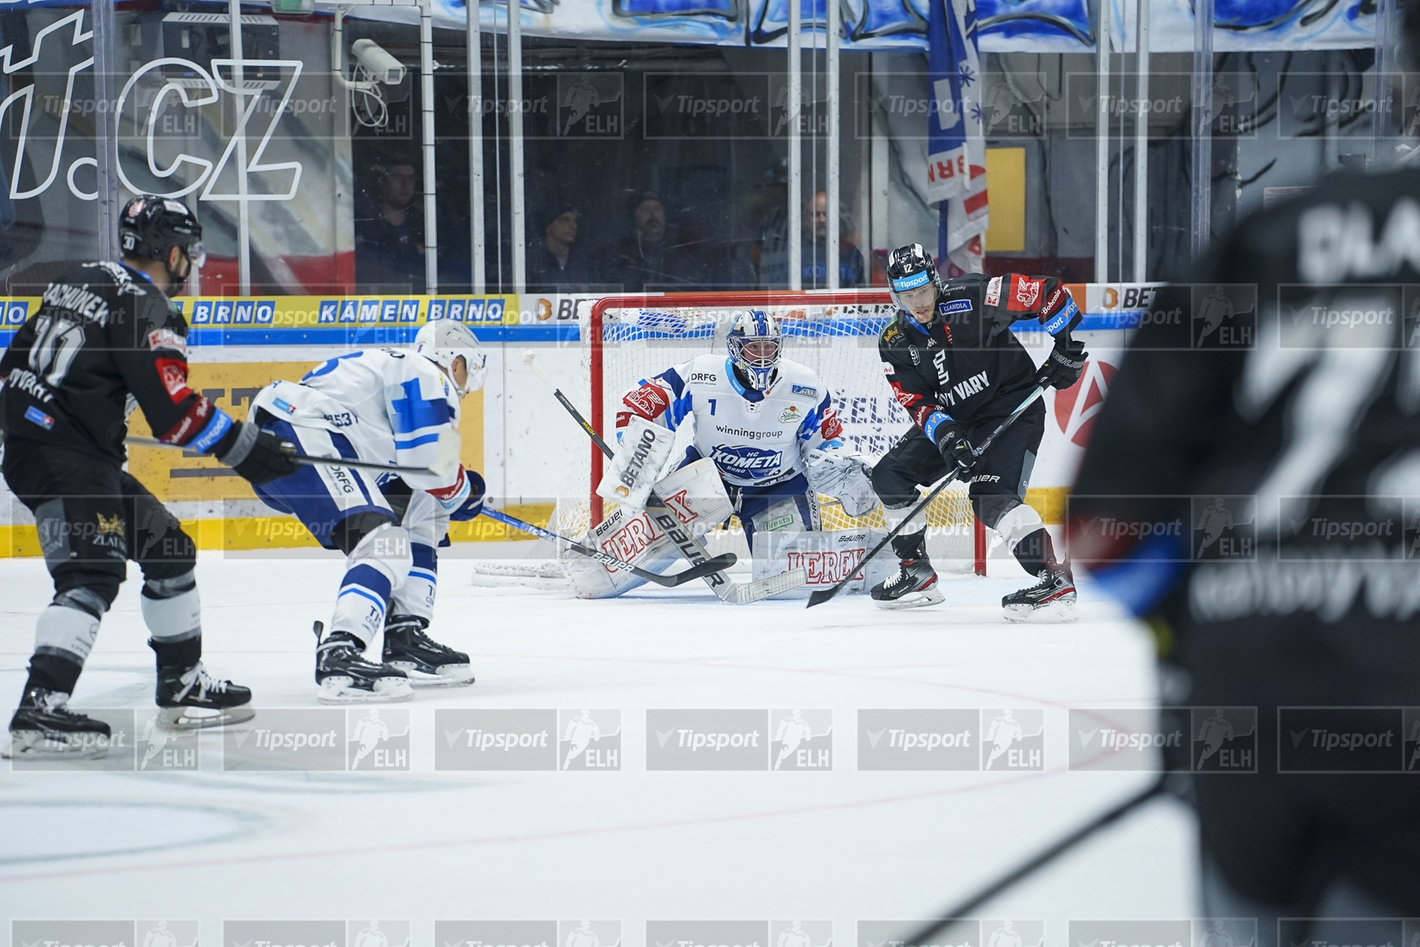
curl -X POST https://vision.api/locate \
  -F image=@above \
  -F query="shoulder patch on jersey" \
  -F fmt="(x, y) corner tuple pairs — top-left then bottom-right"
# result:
(790, 384), (817, 397)
(938, 299), (972, 316)
(881, 323), (904, 346)
(779, 404), (802, 423)
(985, 276), (1003, 306)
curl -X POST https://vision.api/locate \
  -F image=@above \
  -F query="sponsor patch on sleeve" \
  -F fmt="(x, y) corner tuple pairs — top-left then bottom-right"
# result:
(984, 276), (1003, 306)
(790, 384), (818, 397)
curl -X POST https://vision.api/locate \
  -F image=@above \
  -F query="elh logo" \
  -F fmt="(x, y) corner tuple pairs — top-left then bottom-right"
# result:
(558, 709), (622, 771)
(136, 711), (199, 771)
(347, 709), (411, 771)
(1191, 495), (1256, 561)
(557, 74), (623, 138)
(770, 921), (832, 947)
(348, 921), (411, 947)
(769, 709), (833, 770)
(558, 921), (622, 947)
(980, 709), (1044, 771)
(139, 920), (200, 947)
(1190, 707), (1257, 772)
(983, 921), (1044, 947)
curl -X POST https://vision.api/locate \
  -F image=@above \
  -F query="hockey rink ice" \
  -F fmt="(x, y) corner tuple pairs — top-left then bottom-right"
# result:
(0, 545), (1196, 930)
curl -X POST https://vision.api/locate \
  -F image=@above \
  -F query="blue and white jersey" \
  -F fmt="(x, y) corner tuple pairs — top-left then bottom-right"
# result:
(617, 354), (845, 488)
(248, 349), (461, 493)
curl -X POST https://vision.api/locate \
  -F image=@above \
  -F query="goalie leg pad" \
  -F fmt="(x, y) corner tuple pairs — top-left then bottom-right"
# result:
(652, 458), (734, 528)
(751, 527), (887, 594)
(563, 500), (715, 600)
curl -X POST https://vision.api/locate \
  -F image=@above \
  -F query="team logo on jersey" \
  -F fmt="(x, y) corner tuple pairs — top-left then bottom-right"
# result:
(779, 404), (802, 423)
(909, 348), (921, 366)
(790, 384), (817, 397)
(1012, 276), (1043, 310)
(95, 513), (124, 536)
(709, 444), (784, 477)
(156, 359), (189, 400)
(985, 276), (1003, 306)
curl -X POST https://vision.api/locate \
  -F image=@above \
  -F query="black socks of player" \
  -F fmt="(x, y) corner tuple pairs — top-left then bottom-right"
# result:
(23, 652), (83, 697)
(1011, 526), (1060, 577)
(149, 634), (201, 672)
(892, 528), (929, 562)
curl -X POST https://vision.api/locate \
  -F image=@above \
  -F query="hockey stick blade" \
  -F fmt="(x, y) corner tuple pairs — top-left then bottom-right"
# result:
(478, 507), (737, 588)
(126, 434), (444, 476)
(524, 350), (792, 604)
(805, 384), (1050, 609)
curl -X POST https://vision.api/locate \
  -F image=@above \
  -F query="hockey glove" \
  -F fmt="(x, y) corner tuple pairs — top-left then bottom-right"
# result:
(215, 421), (301, 485)
(933, 425), (976, 476)
(1038, 336), (1088, 390)
(448, 470), (487, 521)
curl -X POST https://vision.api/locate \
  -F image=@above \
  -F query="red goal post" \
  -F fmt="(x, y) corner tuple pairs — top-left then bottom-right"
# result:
(572, 290), (988, 577)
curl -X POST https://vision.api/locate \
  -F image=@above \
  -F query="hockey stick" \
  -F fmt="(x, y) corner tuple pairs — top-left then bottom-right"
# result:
(805, 383), (1049, 609)
(897, 775), (1168, 937)
(477, 506), (737, 587)
(127, 434), (449, 476)
(521, 351), (807, 604)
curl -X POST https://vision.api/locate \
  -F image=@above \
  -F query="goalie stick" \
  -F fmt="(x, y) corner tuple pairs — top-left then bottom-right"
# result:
(478, 506), (737, 588)
(521, 351), (807, 604)
(805, 383), (1049, 609)
(127, 434), (458, 477)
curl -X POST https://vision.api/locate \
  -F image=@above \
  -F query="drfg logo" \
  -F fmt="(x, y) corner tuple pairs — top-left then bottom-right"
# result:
(858, 709), (980, 771)
(435, 708), (557, 771)
(222, 710), (346, 771)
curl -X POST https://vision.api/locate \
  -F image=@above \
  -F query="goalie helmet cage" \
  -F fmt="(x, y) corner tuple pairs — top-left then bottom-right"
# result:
(559, 289), (988, 578)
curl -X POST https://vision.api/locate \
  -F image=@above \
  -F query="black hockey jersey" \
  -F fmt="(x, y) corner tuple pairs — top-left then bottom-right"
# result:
(0, 261), (230, 465)
(879, 272), (1077, 436)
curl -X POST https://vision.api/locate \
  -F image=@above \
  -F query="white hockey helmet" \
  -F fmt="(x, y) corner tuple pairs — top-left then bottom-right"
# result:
(726, 309), (783, 391)
(414, 320), (488, 396)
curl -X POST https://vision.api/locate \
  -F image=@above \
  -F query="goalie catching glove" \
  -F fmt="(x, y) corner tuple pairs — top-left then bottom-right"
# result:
(804, 448), (878, 518)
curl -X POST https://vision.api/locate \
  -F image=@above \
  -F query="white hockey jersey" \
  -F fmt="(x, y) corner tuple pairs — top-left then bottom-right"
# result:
(248, 348), (461, 493)
(617, 354), (844, 488)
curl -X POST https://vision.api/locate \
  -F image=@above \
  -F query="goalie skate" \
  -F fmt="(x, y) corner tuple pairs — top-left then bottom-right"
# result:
(314, 623), (414, 704)
(1002, 564), (1078, 623)
(3, 687), (114, 760)
(155, 661), (255, 730)
(383, 615), (475, 686)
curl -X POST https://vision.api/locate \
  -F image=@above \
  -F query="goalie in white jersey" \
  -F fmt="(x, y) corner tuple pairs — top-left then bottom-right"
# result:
(565, 309), (878, 598)
(247, 321), (488, 701)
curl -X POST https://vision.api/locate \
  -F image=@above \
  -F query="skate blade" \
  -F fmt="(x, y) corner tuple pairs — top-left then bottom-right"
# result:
(389, 663), (476, 687)
(872, 586), (946, 611)
(157, 703), (256, 731)
(2, 730), (112, 760)
(316, 676), (415, 704)
(1003, 599), (1078, 624)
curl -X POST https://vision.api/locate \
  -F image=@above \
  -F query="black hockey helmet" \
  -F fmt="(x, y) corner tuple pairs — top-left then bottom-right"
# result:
(119, 194), (205, 266)
(886, 242), (943, 315)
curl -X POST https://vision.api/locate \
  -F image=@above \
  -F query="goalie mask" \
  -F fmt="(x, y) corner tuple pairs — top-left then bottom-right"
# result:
(414, 320), (488, 396)
(886, 243), (943, 321)
(726, 309), (783, 391)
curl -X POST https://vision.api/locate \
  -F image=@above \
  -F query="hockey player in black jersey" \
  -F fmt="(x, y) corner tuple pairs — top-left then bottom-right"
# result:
(0, 195), (300, 757)
(870, 243), (1087, 620)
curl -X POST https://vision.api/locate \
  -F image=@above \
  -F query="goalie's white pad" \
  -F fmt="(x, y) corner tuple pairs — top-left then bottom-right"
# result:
(752, 526), (890, 594)
(805, 448), (878, 518)
(565, 459), (733, 599)
(596, 415), (676, 511)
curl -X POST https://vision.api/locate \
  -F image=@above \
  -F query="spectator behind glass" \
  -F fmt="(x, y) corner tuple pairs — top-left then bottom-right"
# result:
(355, 157), (426, 293)
(757, 189), (866, 289)
(526, 203), (592, 292)
(605, 191), (716, 292)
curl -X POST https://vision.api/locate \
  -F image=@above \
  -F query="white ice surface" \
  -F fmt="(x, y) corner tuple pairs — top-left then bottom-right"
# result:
(0, 546), (1196, 930)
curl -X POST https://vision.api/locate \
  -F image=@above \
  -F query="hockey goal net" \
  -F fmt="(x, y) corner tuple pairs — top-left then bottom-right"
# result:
(530, 290), (987, 577)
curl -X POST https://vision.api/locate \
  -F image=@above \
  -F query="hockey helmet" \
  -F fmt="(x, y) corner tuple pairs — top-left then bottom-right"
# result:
(726, 309), (783, 391)
(414, 319), (488, 396)
(886, 242), (943, 317)
(119, 195), (205, 266)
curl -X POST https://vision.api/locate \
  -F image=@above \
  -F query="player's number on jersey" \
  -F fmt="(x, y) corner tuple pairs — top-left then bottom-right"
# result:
(27, 314), (86, 387)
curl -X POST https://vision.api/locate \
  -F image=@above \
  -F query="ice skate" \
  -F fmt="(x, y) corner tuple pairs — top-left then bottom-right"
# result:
(870, 557), (945, 610)
(3, 687), (113, 759)
(383, 615), (475, 686)
(1002, 562), (1077, 623)
(155, 660), (255, 730)
(314, 622), (413, 703)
